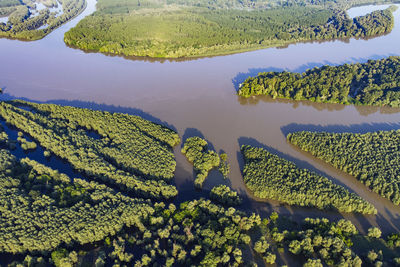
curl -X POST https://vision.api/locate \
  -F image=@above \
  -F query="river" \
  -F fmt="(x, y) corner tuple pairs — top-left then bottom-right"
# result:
(1, 1), (400, 239)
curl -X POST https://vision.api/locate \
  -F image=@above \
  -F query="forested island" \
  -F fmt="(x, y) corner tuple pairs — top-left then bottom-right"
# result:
(0, 0), (86, 40)
(1, 100), (400, 265)
(288, 129), (400, 206)
(241, 145), (376, 214)
(238, 56), (400, 107)
(63, 0), (398, 58)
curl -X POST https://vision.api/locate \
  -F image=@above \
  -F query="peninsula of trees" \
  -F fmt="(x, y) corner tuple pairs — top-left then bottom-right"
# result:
(241, 145), (376, 214)
(64, 0), (398, 58)
(288, 129), (400, 205)
(238, 56), (400, 107)
(0, 0), (86, 40)
(181, 136), (221, 189)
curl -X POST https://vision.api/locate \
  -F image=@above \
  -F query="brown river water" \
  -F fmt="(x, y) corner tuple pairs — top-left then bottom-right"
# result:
(1, 0), (400, 238)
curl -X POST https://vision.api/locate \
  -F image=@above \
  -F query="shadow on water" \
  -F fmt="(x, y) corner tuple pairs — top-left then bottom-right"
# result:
(0, 93), (177, 132)
(0, 120), (85, 181)
(281, 122), (400, 136)
(181, 127), (216, 151)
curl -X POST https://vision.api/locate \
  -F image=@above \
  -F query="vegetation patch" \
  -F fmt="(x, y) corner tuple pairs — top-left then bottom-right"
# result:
(181, 136), (221, 189)
(0, 0), (86, 40)
(288, 129), (400, 205)
(0, 100), (180, 199)
(238, 56), (400, 107)
(0, 149), (154, 254)
(210, 185), (242, 206)
(241, 144), (376, 214)
(64, 0), (397, 58)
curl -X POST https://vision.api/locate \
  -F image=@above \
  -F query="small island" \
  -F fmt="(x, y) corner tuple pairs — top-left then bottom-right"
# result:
(238, 56), (400, 107)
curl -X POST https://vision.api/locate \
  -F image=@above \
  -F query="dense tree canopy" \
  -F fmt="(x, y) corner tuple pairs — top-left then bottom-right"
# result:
(0, 0), (86, 40)
(0, 149), (154, 254)
(210, 185), (242, 206)
(0, 100), (180, 199)
(241, 145), (376, 214)
(1, 100), (400, 265)
(181, 136), (221, 189)
(239, 56), (400, 107)
(64, 0), (397, 58)
(288, 129), (400, 205)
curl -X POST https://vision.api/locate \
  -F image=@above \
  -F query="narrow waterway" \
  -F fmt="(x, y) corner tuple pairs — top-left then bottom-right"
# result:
(1, 1), (400, 235)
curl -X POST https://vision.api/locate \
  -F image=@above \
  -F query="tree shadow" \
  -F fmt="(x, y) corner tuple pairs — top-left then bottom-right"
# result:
(181, 128), (216, 151)
(0, 93), (178, 132)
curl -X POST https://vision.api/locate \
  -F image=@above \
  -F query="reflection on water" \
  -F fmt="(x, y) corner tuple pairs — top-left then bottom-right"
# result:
(347, 4), (393, 18)
(1, 1), (400, 235)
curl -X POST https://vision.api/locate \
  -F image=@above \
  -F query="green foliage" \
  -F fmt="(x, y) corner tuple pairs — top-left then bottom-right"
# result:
(181, 137), (220, 188)
(92, 198), (261, 266)
(241, 144), (376, 214)
(0, 100), (180, 199)
(63, 0), (396, 58)
(0, 149), (154, 254)
(387, 233), (400, 248)
(0, 0), (86, 40)
(368, 227), (382, 238)
(252, 236), (276, 264)
(51, 248), (68, 267)
(288, 129), (400, 205)
(209, 185), (241, 206)
(286, 218), (361, 266)
(17, 134), (37, 150)
(0, 124), (12, 148)
(239, 56), (400, 107)
(218, 153), (230, 178)
(303, 258), (323, 267)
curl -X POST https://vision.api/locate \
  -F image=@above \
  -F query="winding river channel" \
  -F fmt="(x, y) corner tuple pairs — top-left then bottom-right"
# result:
(1, 0), (400, 240)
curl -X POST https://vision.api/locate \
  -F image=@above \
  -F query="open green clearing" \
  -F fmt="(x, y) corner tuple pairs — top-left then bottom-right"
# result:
(238, 56), (400, 107)
(288, 129), (400, 206)
(64, 0), (398, 58)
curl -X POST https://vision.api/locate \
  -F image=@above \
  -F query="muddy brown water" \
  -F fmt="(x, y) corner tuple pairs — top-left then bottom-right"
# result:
(1, 1), (400, 237)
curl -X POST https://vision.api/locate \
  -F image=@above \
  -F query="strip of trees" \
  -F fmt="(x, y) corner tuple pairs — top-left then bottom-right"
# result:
(288, 129), (400, 205)
(0, 101), (180, 199)
(241, 145), (376, 214)
(182, 136), (230, 188)
(239, 56), (400, 107)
